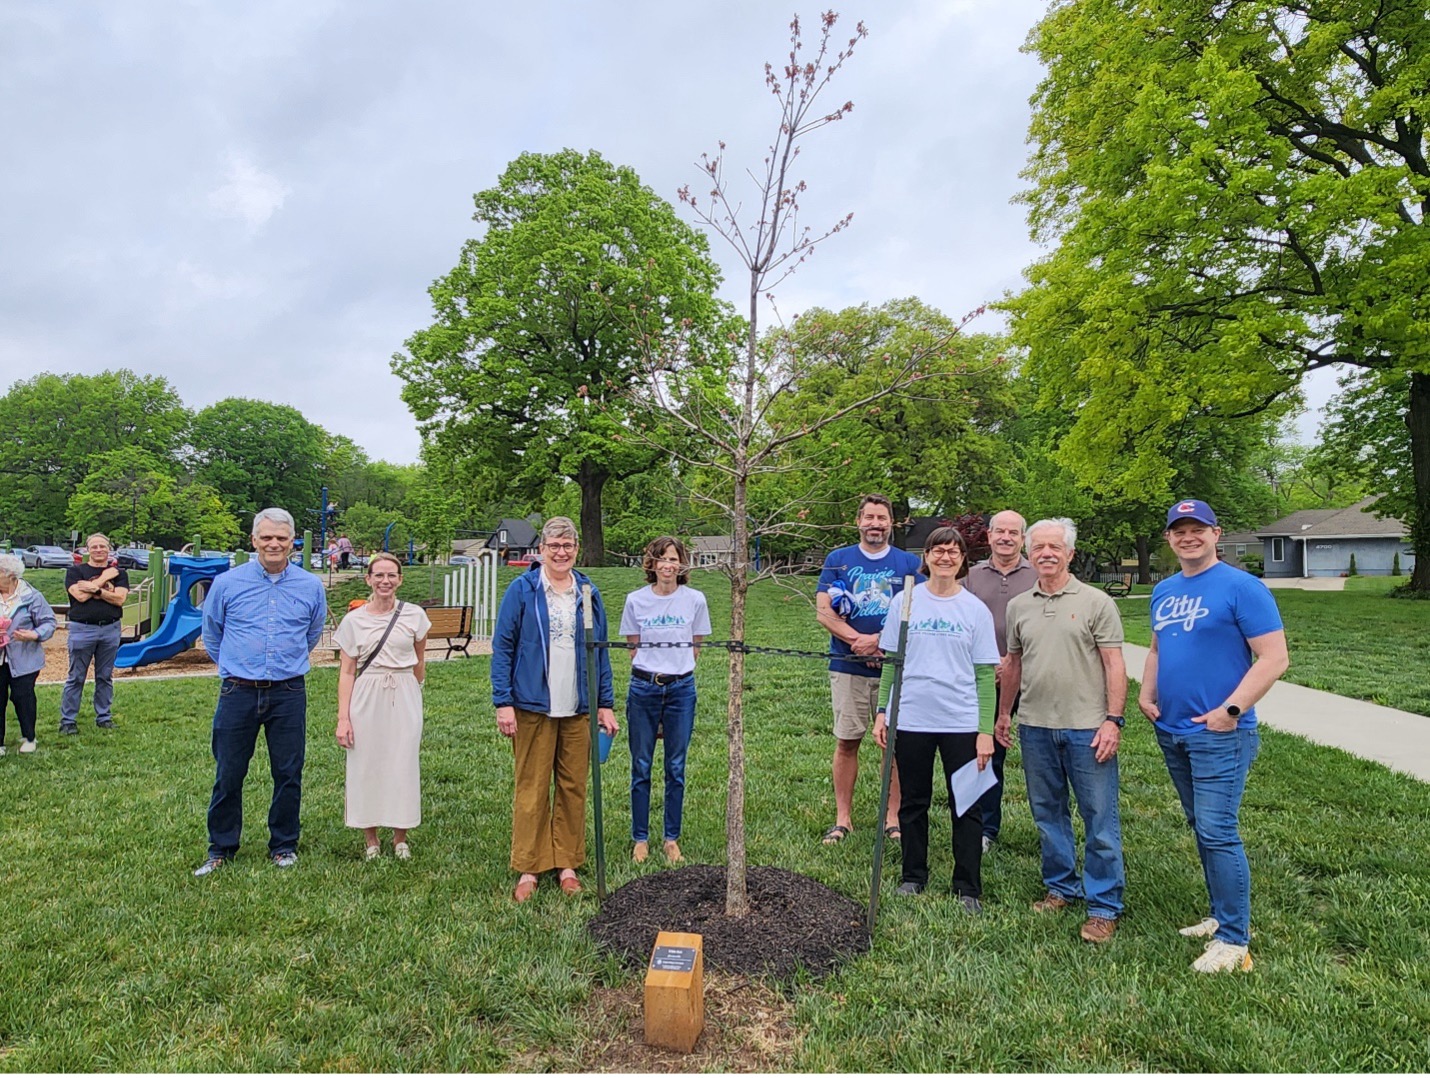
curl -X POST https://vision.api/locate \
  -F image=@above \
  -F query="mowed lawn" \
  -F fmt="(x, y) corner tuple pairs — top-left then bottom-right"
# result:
(2, 568), (1429, 1071)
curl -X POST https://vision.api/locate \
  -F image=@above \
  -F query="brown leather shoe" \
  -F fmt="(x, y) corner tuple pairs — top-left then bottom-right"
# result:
(632, 841), (649, 863)
(1080, 916), (1117, 943)
(559, 873), (582, 895)
(513, 878), (538, 903)
(663, 839), (683, 863)
(1032, 892), (1073, 913)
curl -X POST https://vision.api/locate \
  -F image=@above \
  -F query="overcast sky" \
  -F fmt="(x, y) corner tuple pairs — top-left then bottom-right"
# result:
(1, 0), (1330, 465)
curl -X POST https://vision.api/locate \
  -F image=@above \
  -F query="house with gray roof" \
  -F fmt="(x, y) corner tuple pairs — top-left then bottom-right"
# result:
(1256, 499), (1414, 578)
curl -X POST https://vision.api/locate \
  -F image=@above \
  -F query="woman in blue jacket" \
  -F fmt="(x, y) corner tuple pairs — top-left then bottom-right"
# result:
(491, 517), (616, 902)
(0, 553), (58, 755)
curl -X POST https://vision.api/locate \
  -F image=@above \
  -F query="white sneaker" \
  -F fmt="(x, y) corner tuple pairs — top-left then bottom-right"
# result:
(394, 842), (411, 860)
(1179, 916), (1219, 938)
(364, 845), (381, 861)
(19, 739), (36, 754)
(1192, 939), (1253, 973)
(0, 745), (6, 756)
(981, 835), (994, 854)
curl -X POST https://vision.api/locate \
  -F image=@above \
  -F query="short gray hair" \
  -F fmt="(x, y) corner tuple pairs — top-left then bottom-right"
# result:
(540, 516), (579, 544)
(1027, 517), (1077, 551)
(251, 507), (296, 538)
(0, 553), (24, 579)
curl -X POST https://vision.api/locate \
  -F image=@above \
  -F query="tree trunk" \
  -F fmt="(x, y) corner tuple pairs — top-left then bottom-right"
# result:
(1135, 535), (1152, 585)
(575, 460), (608, 567)
(1408, 371), (1430, 593)
(724, 479), (750, 917)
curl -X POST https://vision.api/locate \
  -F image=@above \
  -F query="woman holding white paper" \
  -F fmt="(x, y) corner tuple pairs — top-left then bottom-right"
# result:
(873, 526), (998, 909)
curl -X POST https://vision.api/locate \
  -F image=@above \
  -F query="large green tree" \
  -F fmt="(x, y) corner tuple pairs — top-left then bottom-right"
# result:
(0, 371), (188, 540)
(67, 447), (239, 549)
(187, 398), (330, 524)
(1009, 0), (1430, 590)
(395, 149), (725, 565)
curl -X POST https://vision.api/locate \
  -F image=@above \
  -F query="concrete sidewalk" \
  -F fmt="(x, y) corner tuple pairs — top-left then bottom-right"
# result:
(1122, 644), (1430, 783)
(1121, 643), (1424, 777)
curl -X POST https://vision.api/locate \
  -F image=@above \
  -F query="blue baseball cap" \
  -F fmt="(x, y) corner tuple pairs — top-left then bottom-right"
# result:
(1166, 499), (1218, 528)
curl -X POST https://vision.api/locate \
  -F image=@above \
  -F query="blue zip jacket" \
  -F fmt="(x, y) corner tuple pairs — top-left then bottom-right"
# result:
(490, 567), (614, 714)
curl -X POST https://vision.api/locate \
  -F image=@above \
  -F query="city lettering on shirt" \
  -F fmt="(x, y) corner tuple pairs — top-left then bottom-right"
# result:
(1152, 593), (1210, 633)
(844, 566), (897, 618)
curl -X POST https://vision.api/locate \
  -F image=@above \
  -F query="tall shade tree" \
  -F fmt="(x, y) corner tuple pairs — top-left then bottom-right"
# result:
(187, 398), (330, 524)
(394, 149), (725, 566)
(0, 370), (188, 540)
(1009, 0), (1430, 591)
(67, 447), (239, 549)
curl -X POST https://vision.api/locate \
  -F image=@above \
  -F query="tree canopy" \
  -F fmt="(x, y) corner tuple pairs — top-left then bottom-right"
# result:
(1009, 0), (1430, 589)
(395, 149), (727, 565)
(187, 398), (330, 524)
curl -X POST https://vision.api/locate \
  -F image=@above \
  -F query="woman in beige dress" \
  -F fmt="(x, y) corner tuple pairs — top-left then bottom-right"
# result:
(335, 553), (430, 860)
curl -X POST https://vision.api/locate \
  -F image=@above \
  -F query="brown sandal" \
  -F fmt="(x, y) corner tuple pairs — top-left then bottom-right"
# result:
(513, 878), (538, 903)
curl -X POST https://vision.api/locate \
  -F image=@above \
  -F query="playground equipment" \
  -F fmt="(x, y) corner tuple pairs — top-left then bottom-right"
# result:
(442, 548), (499, 640)
(115, 554), (232, 668)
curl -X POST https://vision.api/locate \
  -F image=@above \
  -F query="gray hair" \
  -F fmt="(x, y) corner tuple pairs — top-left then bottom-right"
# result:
(540, 516), (579, 544)
(988, 510), (1027, 534)
(1027, 517), (1078, 551)
(86, 533), (113, 550)
(251, 507), (296, 538)
(0, 552), (24, 579)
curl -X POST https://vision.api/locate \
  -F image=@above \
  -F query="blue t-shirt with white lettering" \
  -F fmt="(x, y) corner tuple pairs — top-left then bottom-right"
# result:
(1151, 562), (1283, 734)
(818, 543), (923, 677)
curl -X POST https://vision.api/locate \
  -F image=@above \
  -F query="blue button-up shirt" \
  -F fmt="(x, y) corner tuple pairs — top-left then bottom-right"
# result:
(202, 559), (327, 681)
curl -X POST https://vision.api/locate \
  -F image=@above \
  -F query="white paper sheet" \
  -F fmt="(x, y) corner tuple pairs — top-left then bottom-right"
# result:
(950, 757), (999, 817)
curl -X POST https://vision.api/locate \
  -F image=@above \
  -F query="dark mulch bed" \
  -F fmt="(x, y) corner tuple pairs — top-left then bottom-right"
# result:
(587, 864), (870, 981)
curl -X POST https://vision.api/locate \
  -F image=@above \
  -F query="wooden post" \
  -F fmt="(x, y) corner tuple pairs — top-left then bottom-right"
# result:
(644, 931), (704, 1052)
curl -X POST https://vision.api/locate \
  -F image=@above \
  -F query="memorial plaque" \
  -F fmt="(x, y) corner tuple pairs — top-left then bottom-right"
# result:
(650, 946), (697, 973)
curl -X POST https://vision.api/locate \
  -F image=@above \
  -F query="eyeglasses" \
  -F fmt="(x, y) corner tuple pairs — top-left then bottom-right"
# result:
(926, 547), (962, 561)
(544, 542), (577, 553)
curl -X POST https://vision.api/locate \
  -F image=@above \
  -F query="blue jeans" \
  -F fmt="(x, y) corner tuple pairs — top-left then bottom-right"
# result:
(626, 674), (696, 843)
(206, 677), (308, 860)
(62, 620), (121, 726)
(1155, 726), (1260, 946)
(1019, 724), (1125, 919)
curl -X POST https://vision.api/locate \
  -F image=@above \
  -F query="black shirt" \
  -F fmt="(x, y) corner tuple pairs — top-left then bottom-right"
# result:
(64, 563), (130, 625)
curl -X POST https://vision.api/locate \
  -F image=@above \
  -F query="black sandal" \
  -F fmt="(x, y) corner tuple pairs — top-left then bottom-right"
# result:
(821, 824), (852, 845)
(884, 825), (902, 843)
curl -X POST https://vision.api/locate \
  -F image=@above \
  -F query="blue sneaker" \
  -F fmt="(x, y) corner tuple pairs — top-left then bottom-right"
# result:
(271, 851), (298, 869)
(193, 857), (226, 877)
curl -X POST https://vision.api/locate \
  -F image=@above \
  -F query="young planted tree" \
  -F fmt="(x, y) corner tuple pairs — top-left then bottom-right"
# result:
(631, 12), (985, 915)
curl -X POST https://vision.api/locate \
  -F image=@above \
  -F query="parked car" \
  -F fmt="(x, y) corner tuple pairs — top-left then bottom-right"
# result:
(450, 554), (476, 566)
(21, 545), (72, 569)
(114, 547), (151, 570)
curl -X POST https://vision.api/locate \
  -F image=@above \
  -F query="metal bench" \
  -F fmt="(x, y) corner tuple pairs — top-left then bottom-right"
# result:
(1102, 574), (1134, 598)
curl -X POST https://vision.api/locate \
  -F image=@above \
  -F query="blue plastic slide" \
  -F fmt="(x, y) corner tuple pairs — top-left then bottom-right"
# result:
(115, 555), (232, 669)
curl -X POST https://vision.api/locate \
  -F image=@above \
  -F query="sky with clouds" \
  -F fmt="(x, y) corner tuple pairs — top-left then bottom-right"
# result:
(1, 1), (1330, 465)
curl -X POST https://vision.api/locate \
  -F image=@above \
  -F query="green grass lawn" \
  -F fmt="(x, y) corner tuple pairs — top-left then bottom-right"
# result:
(1118, 574), (1430, 715)
(3, 569), (1429, 1070)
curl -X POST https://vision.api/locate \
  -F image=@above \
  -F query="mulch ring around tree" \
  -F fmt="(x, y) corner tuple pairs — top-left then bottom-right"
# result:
(587, 864), (870, 981)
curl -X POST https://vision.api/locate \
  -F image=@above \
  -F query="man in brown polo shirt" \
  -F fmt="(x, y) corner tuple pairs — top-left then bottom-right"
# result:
(965, 510), (1037, 852)
(1002, 517), (1127, 944)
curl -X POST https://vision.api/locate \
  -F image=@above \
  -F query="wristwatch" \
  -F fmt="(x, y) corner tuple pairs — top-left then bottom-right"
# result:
(1106, 714), (1125, 728)
(1224, 703), (1242, 718)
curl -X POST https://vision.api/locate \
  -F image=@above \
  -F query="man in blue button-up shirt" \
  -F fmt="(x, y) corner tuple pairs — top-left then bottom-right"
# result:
(194, 507), (327, 877)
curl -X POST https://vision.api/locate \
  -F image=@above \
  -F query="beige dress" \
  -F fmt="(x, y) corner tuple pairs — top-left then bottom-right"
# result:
(335, 602), (431, 829)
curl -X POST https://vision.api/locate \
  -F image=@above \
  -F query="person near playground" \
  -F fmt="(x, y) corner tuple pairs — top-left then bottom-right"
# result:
(620, 536), (711, 865)
(336, 534), (354, 571)
(61, 533), (129, 734)
(194, 507), (327, 877)
(0, 553), (57, 756)
(491, 516), (617, 902)
(1002, 518), (1127, 945)
(1139, 498), (1288, 974)
(965, 508), (1037, 852)
(872, 525), (998, 908)
(334, 553), (429, 861)
(816, 493), (922, 846)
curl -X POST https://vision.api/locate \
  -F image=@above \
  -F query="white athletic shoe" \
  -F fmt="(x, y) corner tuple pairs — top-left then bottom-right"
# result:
(1179, 917), (1220, 939)
(19, 739), (36, 754)
(1192, 939), (1253, 973)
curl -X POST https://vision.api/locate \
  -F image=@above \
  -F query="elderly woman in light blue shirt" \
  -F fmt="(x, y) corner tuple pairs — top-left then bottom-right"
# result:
(0, 553), (57, 755)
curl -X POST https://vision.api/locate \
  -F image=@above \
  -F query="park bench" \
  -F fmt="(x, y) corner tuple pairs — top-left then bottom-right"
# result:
(424, 605), (475, 658)
(1103, 574), (1134, 598)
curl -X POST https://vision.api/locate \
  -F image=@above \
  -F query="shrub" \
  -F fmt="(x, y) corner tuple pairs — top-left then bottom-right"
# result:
(1348, 552), (1358, 576)
(1392, 551), (1402, 576)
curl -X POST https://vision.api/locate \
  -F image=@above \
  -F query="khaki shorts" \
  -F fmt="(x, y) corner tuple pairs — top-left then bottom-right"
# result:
(830, 671), (880, 741)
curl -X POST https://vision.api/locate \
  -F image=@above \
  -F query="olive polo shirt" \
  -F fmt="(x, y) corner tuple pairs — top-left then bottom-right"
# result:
(1005, 575), (1124, 730)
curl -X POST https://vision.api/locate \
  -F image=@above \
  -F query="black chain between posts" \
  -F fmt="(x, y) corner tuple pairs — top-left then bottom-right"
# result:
(592, 639), (903, 666)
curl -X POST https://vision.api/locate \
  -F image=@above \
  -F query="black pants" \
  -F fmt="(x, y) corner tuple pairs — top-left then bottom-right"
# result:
(975, 686), (1020, 839)
(0, 664), (39, 744)
(896, 730), (983, 896)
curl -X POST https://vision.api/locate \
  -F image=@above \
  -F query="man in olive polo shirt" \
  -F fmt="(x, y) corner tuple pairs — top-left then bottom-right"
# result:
(1001, 517), (1127, 944)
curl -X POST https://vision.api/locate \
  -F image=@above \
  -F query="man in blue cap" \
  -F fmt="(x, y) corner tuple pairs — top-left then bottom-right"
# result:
(1139, 499), (1289, 973)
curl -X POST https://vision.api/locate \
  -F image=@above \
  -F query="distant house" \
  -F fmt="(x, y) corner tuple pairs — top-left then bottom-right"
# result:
(689, 535), (735, 568)
(1215, 531), (1263, 569)
(482, 518), (540, 560)
(901, 516), (953, 555)
(1256, 499), (1414, 578)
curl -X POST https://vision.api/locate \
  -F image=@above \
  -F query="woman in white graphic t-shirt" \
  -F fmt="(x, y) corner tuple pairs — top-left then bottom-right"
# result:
(619, 536), (711, 865)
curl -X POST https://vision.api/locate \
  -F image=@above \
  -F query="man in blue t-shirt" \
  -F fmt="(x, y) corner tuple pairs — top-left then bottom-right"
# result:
(815, 494), (923, 846)
(1139, 498), (1289, 974)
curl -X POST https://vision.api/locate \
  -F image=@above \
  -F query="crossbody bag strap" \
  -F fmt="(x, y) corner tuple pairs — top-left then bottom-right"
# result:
(357, 601), (404, 678)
